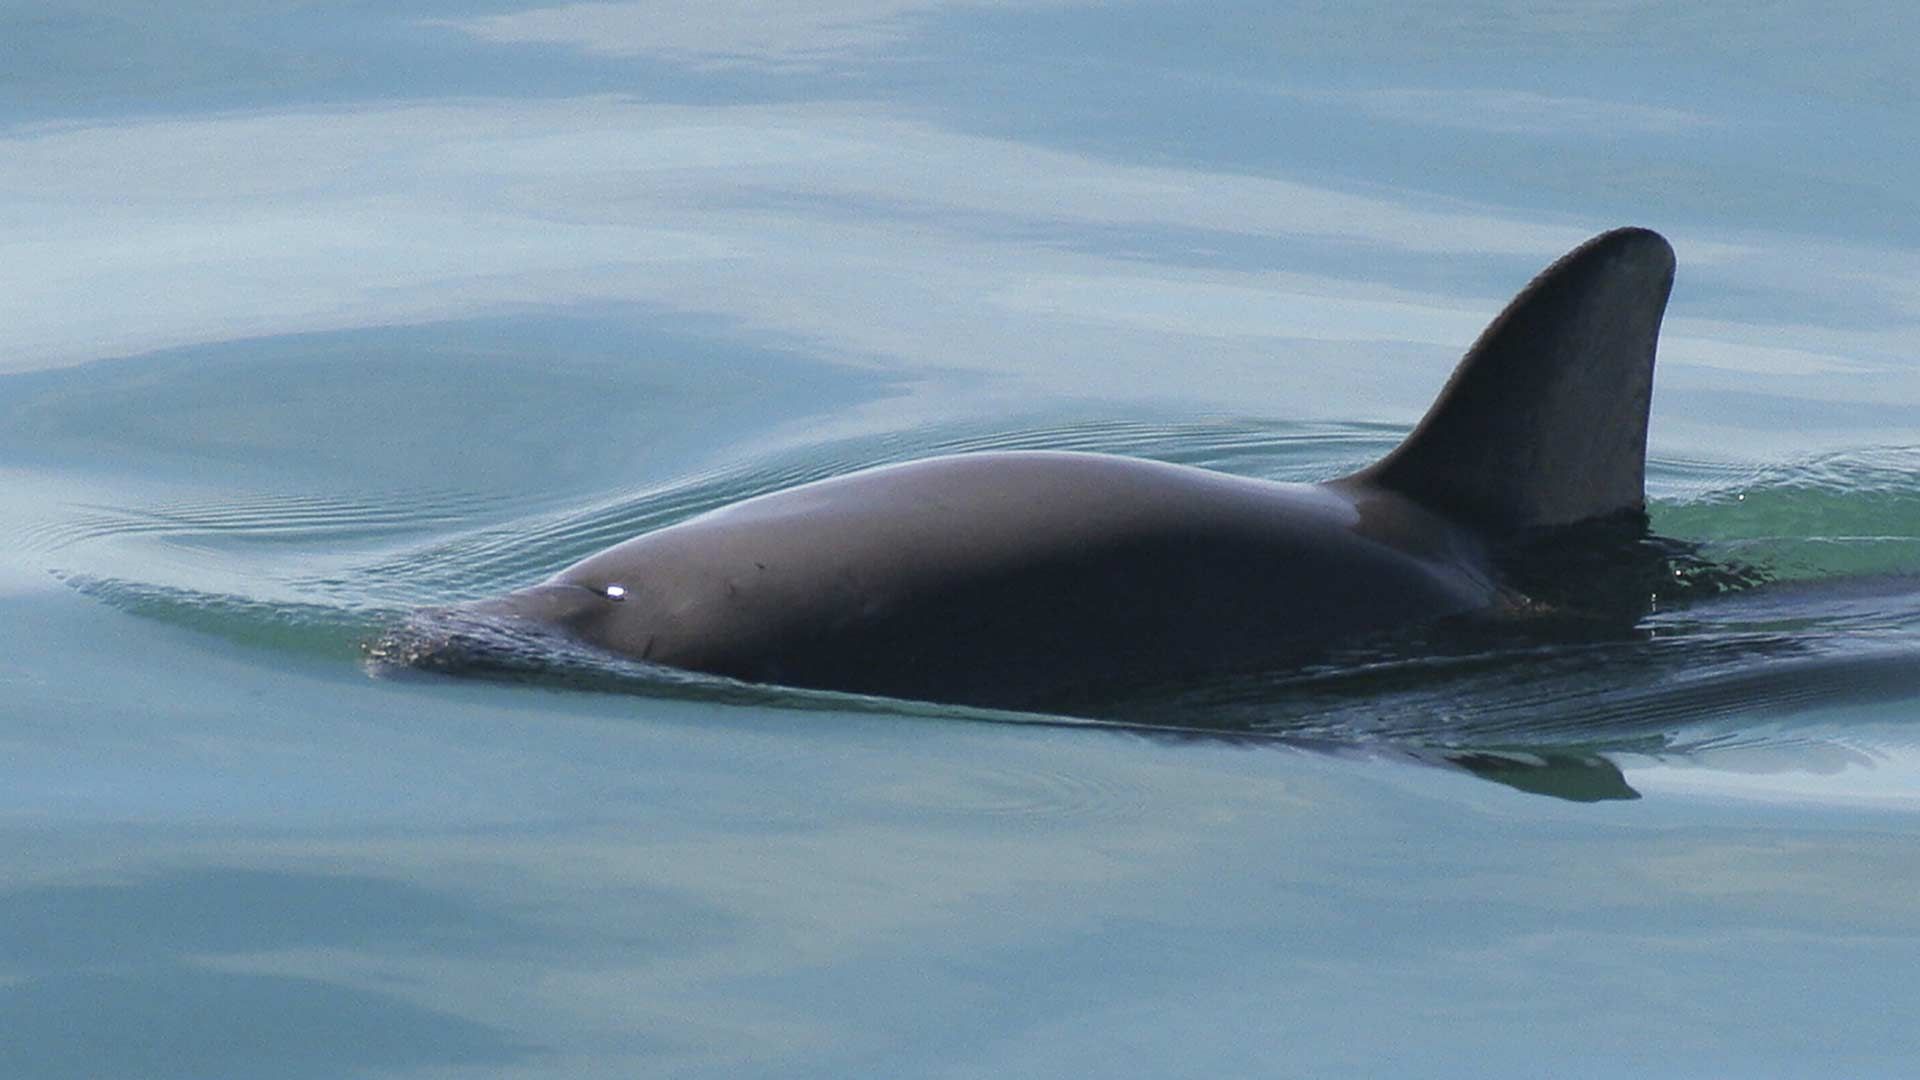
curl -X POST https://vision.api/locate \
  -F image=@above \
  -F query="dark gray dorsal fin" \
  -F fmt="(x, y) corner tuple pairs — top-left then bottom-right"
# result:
(1353, 227), (1675, 532)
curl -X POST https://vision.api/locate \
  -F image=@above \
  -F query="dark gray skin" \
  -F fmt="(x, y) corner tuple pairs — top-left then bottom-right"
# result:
(429, 227), (1678, 712)
(478, 454), (1506, 709)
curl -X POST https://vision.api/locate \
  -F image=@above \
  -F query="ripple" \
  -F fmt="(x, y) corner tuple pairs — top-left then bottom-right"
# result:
(32, 418), (1920, 776)
(345, 416), (1394, 603)
(1651, 445), (1920, 580)
(798, 416), (1401, 481)
(856, 755), (1150, 822)
(60, 574), (383, 660)
(25, 489), (497, 554)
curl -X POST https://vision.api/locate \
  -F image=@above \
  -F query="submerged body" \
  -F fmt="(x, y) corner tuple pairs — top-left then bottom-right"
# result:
(396, 227), (1679, 711)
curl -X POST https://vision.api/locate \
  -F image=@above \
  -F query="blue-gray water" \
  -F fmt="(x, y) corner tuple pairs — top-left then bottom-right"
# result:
(4, 3), (1919, 1077)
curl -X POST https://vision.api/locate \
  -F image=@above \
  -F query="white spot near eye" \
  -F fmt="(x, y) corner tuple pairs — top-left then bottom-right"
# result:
(604, 584), (627, 600)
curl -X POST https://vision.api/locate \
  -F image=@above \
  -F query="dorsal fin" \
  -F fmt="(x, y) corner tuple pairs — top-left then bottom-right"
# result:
(1351, 227), (1675, 533)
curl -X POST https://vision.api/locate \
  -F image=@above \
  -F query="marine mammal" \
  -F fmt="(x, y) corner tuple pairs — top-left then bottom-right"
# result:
(392, 227), (1677, 712)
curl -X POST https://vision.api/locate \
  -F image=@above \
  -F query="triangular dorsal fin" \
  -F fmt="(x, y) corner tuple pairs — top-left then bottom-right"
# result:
(1351, 227), (1675, 532)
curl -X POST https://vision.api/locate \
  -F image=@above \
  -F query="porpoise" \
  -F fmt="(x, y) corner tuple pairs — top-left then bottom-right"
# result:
(391, 227), (1677, 712)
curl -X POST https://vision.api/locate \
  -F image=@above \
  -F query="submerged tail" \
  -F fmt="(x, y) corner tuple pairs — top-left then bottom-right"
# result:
(1353, 227), (1676, 532)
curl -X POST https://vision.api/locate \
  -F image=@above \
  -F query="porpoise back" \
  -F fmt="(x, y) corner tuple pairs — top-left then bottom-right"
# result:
(395, 228), (1678, 711)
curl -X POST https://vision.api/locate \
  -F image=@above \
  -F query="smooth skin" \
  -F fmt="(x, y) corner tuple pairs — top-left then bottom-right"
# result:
(433, 228), (1678, 711)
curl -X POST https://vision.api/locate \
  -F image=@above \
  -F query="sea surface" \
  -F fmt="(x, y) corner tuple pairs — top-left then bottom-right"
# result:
(4, 3), (1919, 1077)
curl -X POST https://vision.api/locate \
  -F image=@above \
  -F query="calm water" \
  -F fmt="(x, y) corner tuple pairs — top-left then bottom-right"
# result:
(4, 3), (1919, 1077)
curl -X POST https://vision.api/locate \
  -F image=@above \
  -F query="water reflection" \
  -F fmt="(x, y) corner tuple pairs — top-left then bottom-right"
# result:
(0, 867), (513, 969)
(438, 0), (1000, 70)
(0, 314), (896, 495)
(3, 92), (1914, 455)
(3, 0), (1919, 1072)
(0, 970), (530, 1080)
(0, 868), (542, 1078)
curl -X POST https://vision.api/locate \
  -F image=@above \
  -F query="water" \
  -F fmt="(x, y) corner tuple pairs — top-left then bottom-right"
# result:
(4, 2), (1919, 1076)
